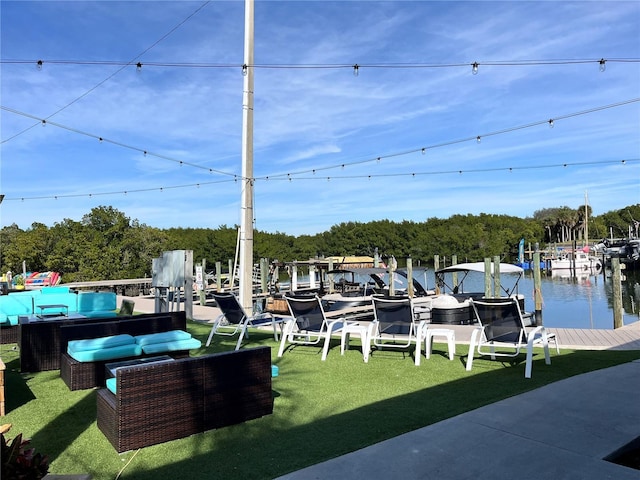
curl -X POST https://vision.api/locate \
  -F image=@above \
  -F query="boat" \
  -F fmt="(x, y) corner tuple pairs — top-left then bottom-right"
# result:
(432, 262), (526, 325)
(596, 238), (640, 270)
(548, 251), (602, 271)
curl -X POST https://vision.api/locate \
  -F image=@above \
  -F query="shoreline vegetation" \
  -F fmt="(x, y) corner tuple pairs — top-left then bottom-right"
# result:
(1, 204), (638, 285)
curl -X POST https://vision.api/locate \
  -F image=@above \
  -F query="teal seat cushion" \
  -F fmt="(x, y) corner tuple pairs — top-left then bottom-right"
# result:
(81, 311), (118, 319)
(41, 286), (70, 294)
(141, 338), (202, 354)
(34, 292), (78, 313)
(68, 344), (142, 363)
(68, 334), (135, 353)
(77, 292), (117, 313)
(134, 330), (192, 347)
(105, 377), (117, 395)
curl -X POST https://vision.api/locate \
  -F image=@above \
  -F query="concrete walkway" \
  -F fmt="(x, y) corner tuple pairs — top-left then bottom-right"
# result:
(276, 359), (640, 479)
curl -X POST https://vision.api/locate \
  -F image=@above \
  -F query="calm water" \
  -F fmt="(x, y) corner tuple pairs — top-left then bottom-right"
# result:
(415, 267), (640, 330)
(284, 266), (640, 329)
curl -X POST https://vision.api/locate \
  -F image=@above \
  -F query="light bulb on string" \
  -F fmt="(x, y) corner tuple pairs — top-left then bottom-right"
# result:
(136, 62), (142, 73)
(599, 58), (606, 72)
(99, 137), (103, 143)
(476, 136), (481, 144)
(421, 148), (426, 155)
(41, 120), (46, 127)
(548, 119), (554, 128)
(37, 60), (43, 70)
(472, 62), (479, 75)
(242, 64), (248, 76)
(353, 64), (359, 77)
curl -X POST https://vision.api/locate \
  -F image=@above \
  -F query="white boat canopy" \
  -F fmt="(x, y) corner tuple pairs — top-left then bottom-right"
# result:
(435, 262), (524, 296)
(435, 262), (524, 275)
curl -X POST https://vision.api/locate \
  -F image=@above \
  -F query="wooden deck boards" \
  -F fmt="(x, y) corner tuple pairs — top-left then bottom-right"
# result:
(445, 322), (640, 351)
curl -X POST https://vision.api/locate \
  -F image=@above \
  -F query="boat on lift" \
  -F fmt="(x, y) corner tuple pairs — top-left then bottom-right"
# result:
(548, 250), (602, 271)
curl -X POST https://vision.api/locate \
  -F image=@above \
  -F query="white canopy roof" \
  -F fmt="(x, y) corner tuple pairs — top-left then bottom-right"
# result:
(435, 262), (524, 275)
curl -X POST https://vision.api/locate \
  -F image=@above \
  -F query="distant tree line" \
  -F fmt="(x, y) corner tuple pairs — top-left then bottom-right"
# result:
(1, 203), (638, 283)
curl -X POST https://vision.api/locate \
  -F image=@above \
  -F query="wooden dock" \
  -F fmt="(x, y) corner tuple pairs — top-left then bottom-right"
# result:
(119, 295), (640, 351)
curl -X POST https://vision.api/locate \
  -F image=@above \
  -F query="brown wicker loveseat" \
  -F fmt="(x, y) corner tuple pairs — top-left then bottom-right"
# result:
(96, 345), (273, 452)
(59, 312), (191, 391)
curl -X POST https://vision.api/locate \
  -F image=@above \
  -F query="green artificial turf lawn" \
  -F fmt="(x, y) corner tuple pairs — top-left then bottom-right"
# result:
(2, 320), (639, 480)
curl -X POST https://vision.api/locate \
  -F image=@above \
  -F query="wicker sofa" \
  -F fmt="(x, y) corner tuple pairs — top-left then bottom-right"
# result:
(96, 346), (273, 452)
(19, 311), (185, 373)
(59, 312), (191, 390)
(1, 289), (119, 344)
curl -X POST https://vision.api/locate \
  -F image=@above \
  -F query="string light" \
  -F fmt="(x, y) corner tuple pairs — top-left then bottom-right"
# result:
(472, 62), (479, 75)
(1, 105), (236, 177)
(2, 158), (635, 203)
(2, 98), (638, 205)
(7, 57), (636, 71)
(353, 64), (359, 76)
(421, 148), (426, 155)
(476, 135), (481, 143)
(136, 62), (142, 73)
(548, 119), (554, 128)
(242, 64), (248, 76)
(599, 58), (606, 72)
(36, 60), (43, 70)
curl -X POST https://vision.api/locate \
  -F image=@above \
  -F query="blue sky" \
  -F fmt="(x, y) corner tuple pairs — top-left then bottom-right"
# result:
(1, 1), (639, 236)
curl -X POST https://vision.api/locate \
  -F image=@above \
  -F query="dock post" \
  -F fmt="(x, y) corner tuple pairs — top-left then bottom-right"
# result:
(199, 259), (207, 306)
(484, 258), (492, 297)
(309, 264), (316, 289)
(533, 252), (543, 326)
(433, 255), (440, 294)
(291, 264), (298, 292)
(612, 257), (624, 329)
(407, 257), (414, 298)
(493, 255), (501, 298)
(260, 258), (268, 293)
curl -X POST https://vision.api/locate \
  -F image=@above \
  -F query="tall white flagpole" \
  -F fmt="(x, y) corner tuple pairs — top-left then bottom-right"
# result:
(239, 0), (255, 312)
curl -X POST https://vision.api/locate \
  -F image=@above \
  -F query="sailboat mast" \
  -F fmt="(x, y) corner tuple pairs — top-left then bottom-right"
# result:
(239, 0), (255, 311)
(584, 191), (589, 248)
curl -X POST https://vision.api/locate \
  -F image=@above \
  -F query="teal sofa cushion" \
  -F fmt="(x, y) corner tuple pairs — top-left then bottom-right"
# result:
(141, 338), (201, 354)
(34, 292), (78, 313)
(0, 294), (35, 324)
(77, 292), (117, 313)
(106, 377), (117, 394)
(41, 286), (71, 294)
(81, 311), (118, 319)
(68, 334), (135, 353)
(134, 330), (192, 347)
(68, 344), (142, 363)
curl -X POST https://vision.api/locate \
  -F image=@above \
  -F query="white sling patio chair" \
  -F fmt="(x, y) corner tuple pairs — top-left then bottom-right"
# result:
(206, 292), (285, 350)
(467, 297), (551, 378)
(277, 294), (347, 361)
